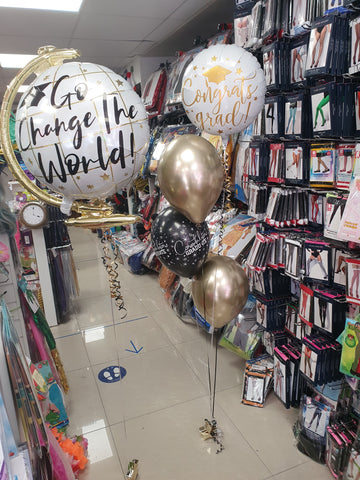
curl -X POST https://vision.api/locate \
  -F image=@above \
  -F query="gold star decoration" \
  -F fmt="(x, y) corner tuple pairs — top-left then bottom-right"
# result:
(96, 80), (102, 85)
(43, 75), (50, 81)
(76, 176), (81, 180)
(203, 65), (232, 85)
(218, 129), (223, 134)
(101, 173), (110, 181)
(254, 97), (257, 101)
(83, 69), (87, 73)
(236, 67), (243, 75)
(58, 186), (64, 190)
(116, 79), (123, 87)
(193, 66), (198, 70)
(87, 184), (94, 189)
(27, 158), (33, 165)
(211, 56), (217, 62)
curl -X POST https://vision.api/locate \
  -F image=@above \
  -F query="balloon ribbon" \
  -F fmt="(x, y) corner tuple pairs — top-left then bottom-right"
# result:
(101, 231), (126, 315)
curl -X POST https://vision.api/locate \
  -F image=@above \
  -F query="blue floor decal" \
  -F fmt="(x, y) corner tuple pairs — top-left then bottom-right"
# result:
(98, 365), (127, 383)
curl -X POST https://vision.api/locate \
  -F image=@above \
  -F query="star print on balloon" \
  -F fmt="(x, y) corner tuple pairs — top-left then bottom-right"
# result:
(182, 44), (266, 136)
(151, 207), (210, 278)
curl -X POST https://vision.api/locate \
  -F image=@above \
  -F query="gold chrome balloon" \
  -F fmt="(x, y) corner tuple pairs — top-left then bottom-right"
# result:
(0, 46), (141, 228)
(192, 255), (249, 329)
(157, 135), (224, 224)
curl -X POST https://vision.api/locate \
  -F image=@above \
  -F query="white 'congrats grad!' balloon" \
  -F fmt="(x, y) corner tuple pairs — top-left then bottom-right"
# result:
(181, 44), (266, 136)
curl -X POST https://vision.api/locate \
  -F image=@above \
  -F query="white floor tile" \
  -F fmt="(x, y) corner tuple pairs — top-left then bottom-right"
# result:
(273, 461), (332, 479)
(66, 367), (108, 436)
(83, 315), (171, 365)
(78, 427), (124, 480)
(56, 334), (90, 372)
(110, 288), (148, 320)
(75, 259), (111, 299)
(110, 396), (272, 480)
(217, 387), (309, 475)
(70, 228), (103, 264)
(51, 315), (80, 338)
(92, 347), (206, 424)
(175, 338), (246, 391)
(151, 306), (197, 345)
(133, 284), (169, 312)
(75, 294), (114, 330)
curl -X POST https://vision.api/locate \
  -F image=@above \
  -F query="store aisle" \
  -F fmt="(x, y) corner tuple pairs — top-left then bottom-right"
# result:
(51, 228), (332, 480)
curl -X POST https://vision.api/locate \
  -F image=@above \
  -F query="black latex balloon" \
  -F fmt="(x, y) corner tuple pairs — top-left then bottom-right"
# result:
(151, 206), (210, 278)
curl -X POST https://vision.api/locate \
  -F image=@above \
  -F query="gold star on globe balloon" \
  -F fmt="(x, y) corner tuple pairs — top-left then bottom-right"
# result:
(203, 65), (232, 85)
(101, 173), (110, 181)
(116, 79), (123, 87)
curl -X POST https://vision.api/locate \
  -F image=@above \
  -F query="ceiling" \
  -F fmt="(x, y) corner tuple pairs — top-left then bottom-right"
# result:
(0, 0), (234, 106)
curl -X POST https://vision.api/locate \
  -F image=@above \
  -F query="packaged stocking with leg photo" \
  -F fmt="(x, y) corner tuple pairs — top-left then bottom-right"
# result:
(262, 42), (278, 90)
(285, 142), (310, 186)
(308, 191), (325, 226)
(338, 177), (360, 243)
(274, 347), (290, 408)
(304, 241), (331, 285)
(349, 16), (360, 75)
(299, 283), (314, 326)
(333, 249), (351, 289)
(290, 0), (309, 36)
(289, 34), (309, 86)
(346, 259), (360, 305)
(284, 92), (310, 139)
(336, 144), (356, 190)
(268, 143), (285, 183)
(265, 96), (284, 138)
(310, 143), (336, 187)
(285, 238), (302, 279)
(305, 16), (335, 77)
(324, 193), (348, 241)
(310, 84), (336, 138)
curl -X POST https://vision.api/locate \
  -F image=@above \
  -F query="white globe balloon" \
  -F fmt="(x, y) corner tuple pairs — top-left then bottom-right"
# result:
(15, 62), (149, 204)
(181, 44), (266, 136)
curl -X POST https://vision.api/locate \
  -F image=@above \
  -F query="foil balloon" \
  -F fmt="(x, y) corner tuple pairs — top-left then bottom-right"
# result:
(182, 44), (266, 136)
(192, 255), (249, 329)
(15, 62), (149, 209)
(151, 206), (210, 278)
(157, 135), (224, 224)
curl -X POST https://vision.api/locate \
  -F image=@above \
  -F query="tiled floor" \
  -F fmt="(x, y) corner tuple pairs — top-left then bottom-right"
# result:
(52, 227), (332, 480)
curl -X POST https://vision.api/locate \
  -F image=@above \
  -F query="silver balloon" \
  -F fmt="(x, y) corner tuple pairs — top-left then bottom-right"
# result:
(157, 134), (224, 224)
(192, 255), (249, 329)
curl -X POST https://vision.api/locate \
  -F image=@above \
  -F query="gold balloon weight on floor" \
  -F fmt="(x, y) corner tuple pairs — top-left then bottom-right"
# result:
(0, 45), (149, 228)
(199, 419), (224, 454)
(126, 459), (139, 480)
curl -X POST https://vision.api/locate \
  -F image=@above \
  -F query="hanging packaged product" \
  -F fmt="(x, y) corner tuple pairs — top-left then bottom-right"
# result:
(242, 354), (274, 408)
(219, 295), (262, 359)
(324, 193), (348, 240)
(310, 144), (336, 187)
(284, 92), (311, 139)
(264, 95), (285, 139)
(338, 178), (360, 244)
(336, 144), (356, 190)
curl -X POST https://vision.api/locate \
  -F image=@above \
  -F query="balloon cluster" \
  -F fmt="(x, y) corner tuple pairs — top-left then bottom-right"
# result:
(151, 44), (264, 328)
